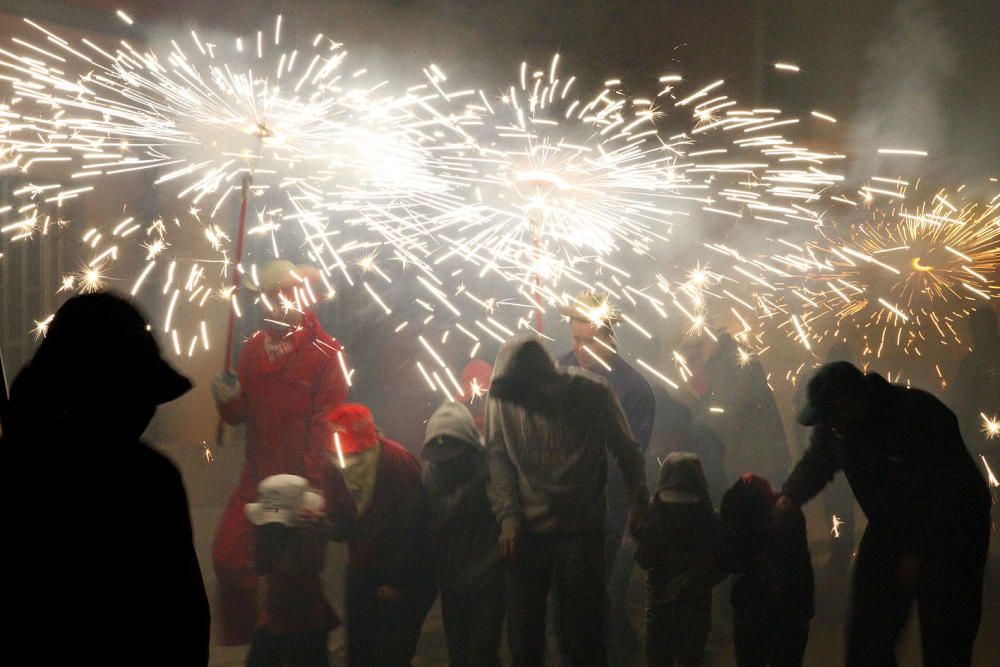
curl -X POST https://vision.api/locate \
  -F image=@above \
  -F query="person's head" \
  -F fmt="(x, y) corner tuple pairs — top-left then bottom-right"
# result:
(968, 307), (998, 347)
(326, 403), (379, 466)
(245, 474), (325, 528)
(655, 452), (711, 507)
(5, 291), (191, 443)
(560, 290), (619, 371)
(796, 361), (871, 435)
(251, 260), (320, 335)
(422, 402), (482, 480)
(720, 473), (776, 533)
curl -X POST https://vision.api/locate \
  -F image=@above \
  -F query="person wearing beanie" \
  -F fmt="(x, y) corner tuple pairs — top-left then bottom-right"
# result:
(720, 473), (813, 667)
(211, 260), (349, 644)
(633, 452), (725, 666)
(421, 402), (503, 667)
(779, 361), (990, 665)
(322, 403), (435, 667)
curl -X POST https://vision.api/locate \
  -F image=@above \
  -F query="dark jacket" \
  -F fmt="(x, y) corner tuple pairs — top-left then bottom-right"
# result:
(634, 453), (725, 607)
(327, 437), (432, 589)
(721, 475), (814, 625)
(783, 373), (991, 557)
(252, 523), (337, 634)
(487, 336), (648, 535)
(422, 403), (501, 592)
(559, 351), (655, 530)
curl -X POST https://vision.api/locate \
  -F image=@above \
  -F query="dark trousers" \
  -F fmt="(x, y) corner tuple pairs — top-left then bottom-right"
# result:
(732, 612), (808, 667)
(846, 520), (990, 667)
(605, 524), (640, 665)
(646, 599), (711, 667)
(245, 629), (329, 667)
(441, 579), (504, 667)
(344, 567), (434, 667)
(507, 530), (607, 667)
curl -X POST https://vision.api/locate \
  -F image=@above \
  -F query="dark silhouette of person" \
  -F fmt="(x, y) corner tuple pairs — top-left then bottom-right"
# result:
(778, 362), (990, 666)
(721, 474), (813, 667)
(2, 292), (210, 665)
(634, 452), (726, 666)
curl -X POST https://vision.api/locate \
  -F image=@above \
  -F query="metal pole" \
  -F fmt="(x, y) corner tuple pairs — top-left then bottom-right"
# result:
(531, 214), (544, 334)
(214, 172), (252, 446)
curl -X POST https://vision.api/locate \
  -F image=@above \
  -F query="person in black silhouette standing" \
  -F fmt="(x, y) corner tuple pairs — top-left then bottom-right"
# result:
(2, 292), (210, 666)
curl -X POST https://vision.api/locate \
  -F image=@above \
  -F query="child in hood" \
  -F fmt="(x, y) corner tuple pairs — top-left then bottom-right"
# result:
(633, 452), (725, 666)
(422, 402), (503, 667)
(720, 474), (814, 667)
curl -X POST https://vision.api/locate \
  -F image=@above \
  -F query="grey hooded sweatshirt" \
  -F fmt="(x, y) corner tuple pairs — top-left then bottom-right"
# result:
(486, 335), (648, 535)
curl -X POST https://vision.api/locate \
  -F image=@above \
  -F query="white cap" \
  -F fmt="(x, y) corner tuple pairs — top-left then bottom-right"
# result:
(245, 474), (325, 526)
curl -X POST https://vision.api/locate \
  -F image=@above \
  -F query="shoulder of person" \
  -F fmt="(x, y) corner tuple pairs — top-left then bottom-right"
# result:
(379, 437), (423, 476)
(563, 364), (610, 389)
(134, 442), (184, 483)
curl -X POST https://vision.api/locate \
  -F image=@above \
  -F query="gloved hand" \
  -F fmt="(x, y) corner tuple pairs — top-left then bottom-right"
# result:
(212, 371), (241, 404)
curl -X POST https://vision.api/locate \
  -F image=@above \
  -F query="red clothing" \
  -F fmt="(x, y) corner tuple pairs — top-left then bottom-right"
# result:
(253, 525), (338, 635)
(213, 311), (348, 644)
(328, 437), (432, 588)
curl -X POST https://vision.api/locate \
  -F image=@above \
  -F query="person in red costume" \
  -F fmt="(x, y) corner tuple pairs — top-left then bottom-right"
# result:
(323, 403), (436, 667)
(212, 260), (349, 645)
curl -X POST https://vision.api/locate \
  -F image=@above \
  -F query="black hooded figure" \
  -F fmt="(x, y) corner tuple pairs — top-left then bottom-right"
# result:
(2, 292), (210, 666)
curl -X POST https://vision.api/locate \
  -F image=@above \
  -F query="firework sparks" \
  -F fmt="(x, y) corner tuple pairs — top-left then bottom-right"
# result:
(982, 413), (1000, 440)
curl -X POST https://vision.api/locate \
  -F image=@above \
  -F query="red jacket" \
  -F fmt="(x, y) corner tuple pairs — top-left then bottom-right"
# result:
(213, 311), (348, 589)
(218, 311), (348, 489)
(327, 437), (432, 590)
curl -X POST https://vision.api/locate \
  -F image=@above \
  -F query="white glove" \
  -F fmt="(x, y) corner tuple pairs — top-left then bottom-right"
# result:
(212, 371), (241, 404)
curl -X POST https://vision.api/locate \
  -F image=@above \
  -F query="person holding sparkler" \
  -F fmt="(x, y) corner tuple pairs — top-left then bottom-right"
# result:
(778, 361), (991, 666)
(322, 403), (435, 667)
(3, 292), (209, 665)
(558, 290), (655, 662)
(211, 260), (349, 645)
(486, 335), (647, 666)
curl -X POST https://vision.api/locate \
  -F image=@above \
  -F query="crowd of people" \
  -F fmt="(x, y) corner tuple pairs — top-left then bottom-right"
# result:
(1, 265), (995, 666)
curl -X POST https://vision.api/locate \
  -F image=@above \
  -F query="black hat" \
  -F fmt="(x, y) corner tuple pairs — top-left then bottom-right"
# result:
(40, 292), (192, 405)
(797, 361), (865, 426)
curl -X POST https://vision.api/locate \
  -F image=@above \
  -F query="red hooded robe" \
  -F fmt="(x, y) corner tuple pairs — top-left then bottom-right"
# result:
(212, 310), (348, 644)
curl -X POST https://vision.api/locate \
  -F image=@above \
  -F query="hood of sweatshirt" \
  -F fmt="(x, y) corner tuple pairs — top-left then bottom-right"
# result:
(422, 401), (482, 462)
(656, 451), (711, 505)
(489, 335), (563, 412)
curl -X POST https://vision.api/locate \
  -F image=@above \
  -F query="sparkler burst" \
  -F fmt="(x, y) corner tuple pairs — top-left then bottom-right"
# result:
(771, 191), (1000, 363)
(3, 8), (998, 410)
